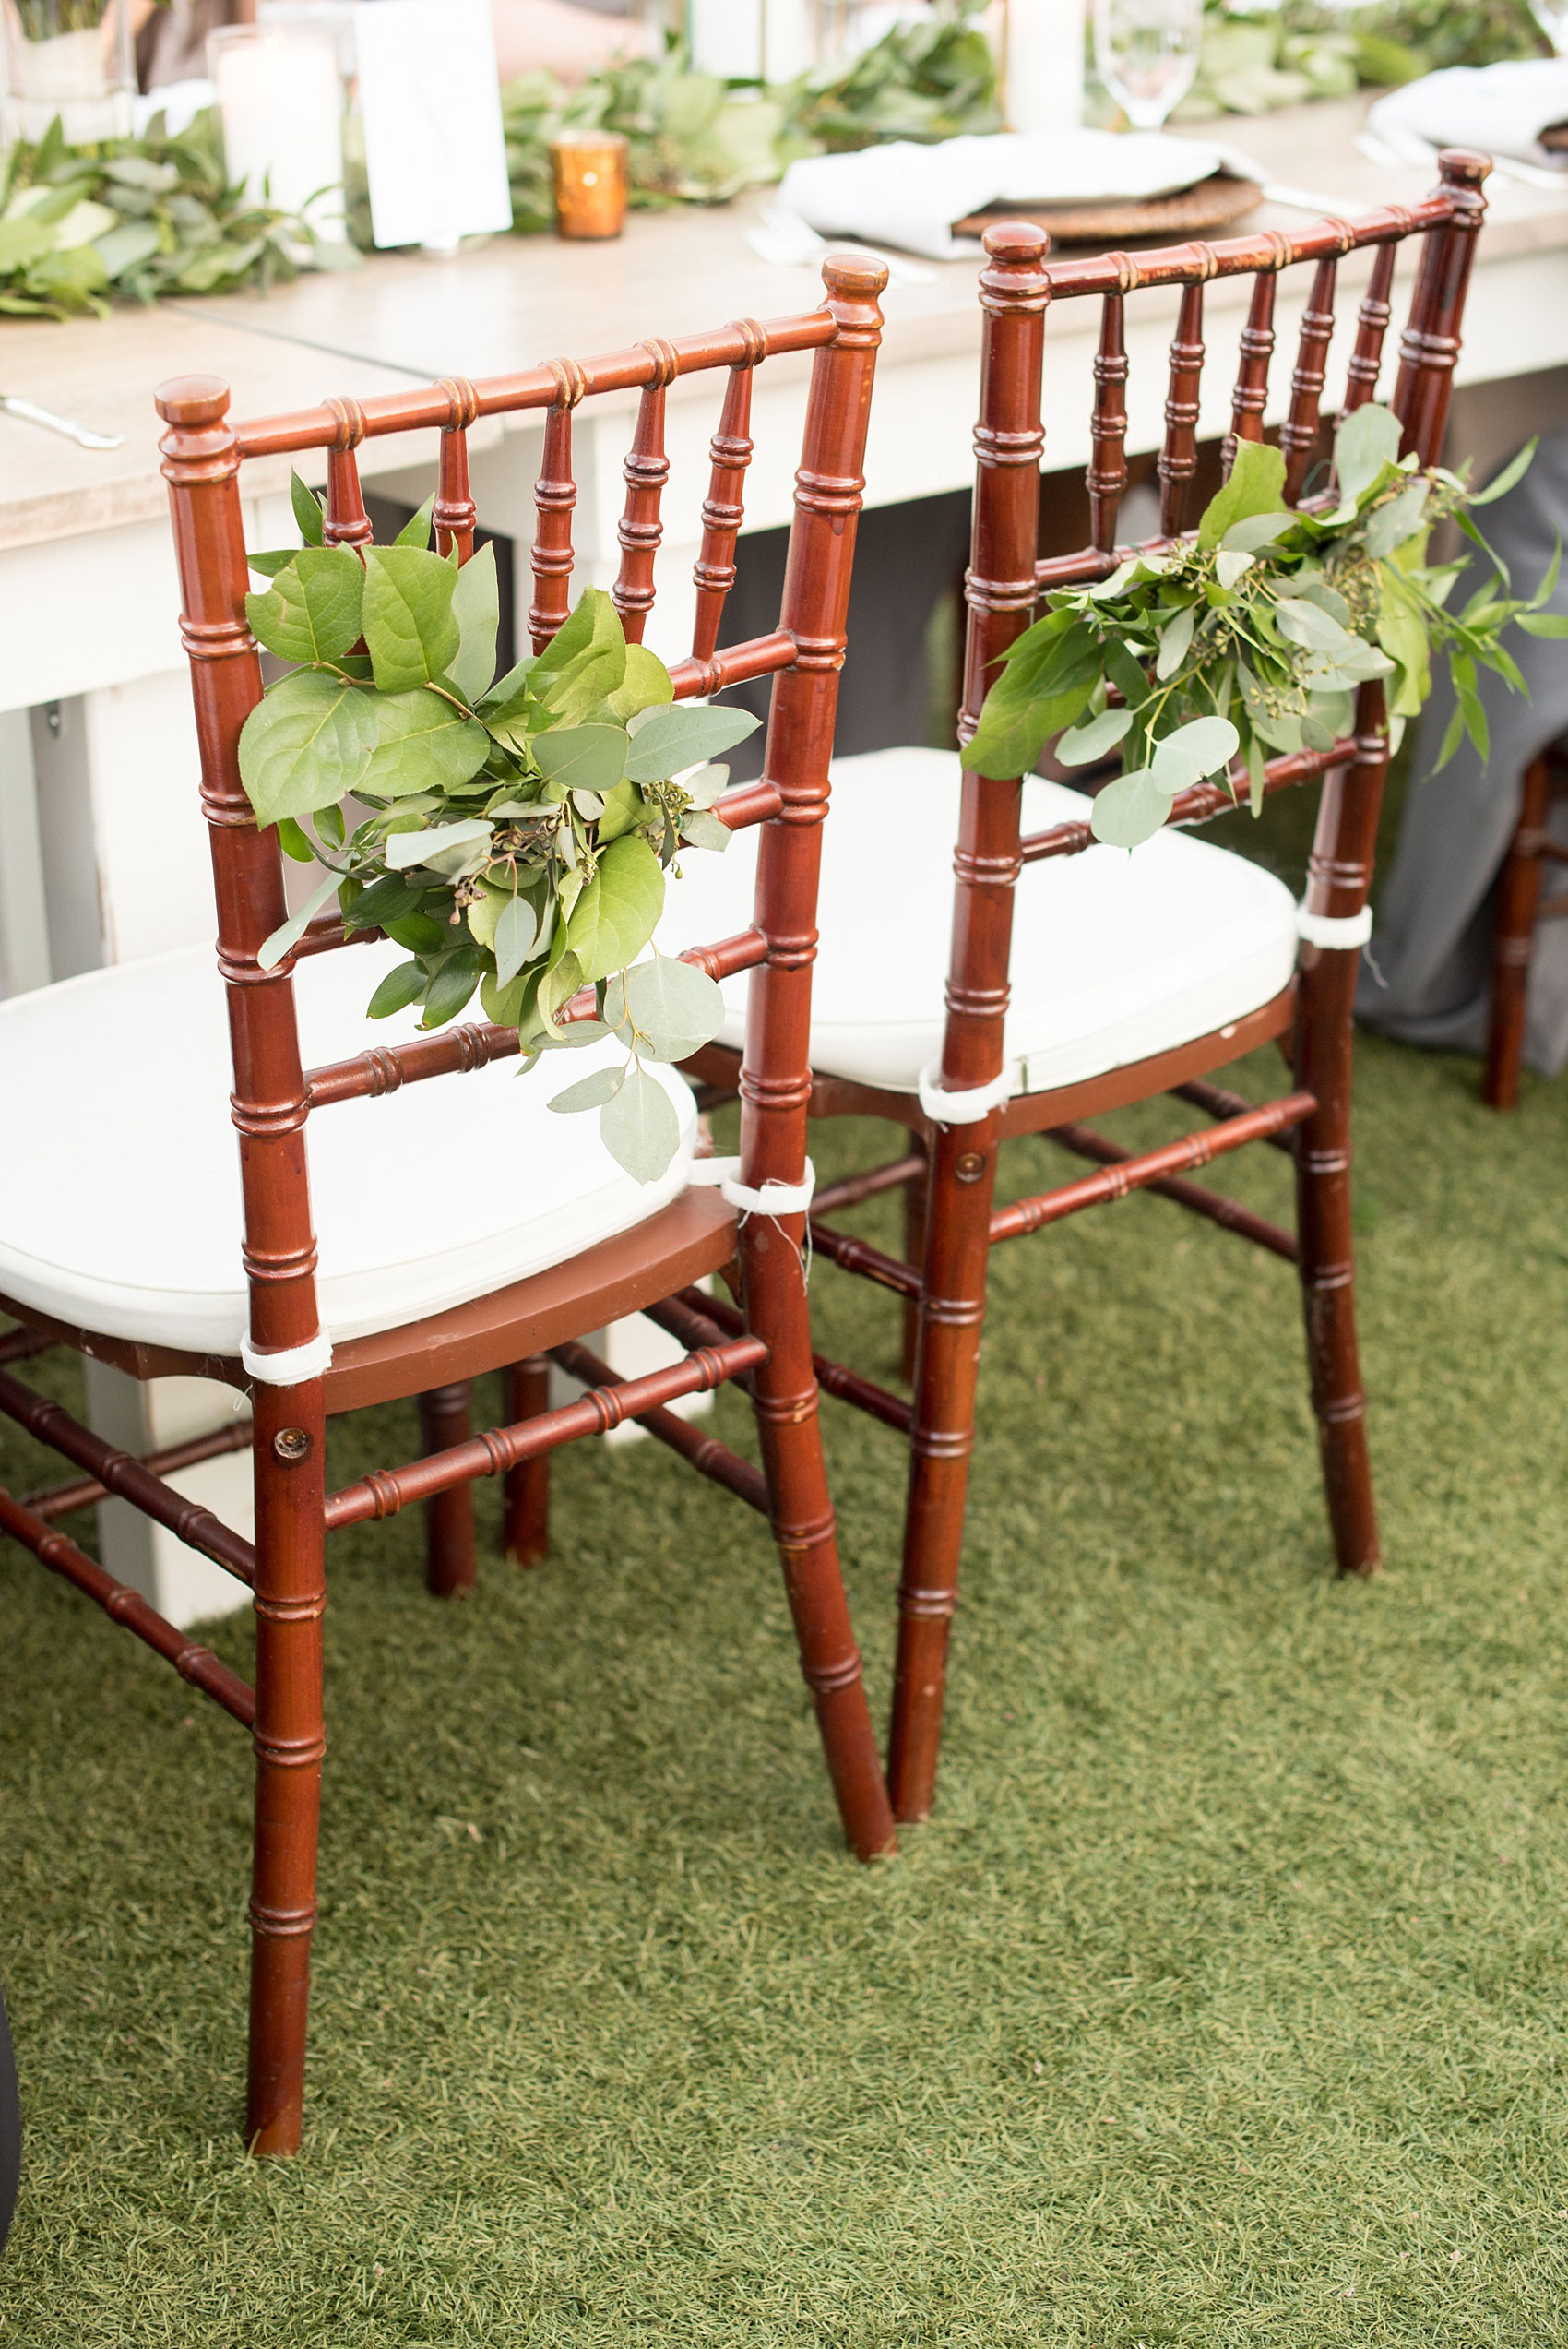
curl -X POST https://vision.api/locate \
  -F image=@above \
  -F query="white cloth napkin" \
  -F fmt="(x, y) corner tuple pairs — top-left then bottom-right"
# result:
(1366, 60), (1568, 172)
(778, 130), (1226, 261)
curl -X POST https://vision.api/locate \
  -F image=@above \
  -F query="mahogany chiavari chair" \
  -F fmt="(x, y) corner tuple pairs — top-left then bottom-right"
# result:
(668, 150), (1491, 1824)
(1485, 744), (1568, 1108)
(0, 253), (897, 2157)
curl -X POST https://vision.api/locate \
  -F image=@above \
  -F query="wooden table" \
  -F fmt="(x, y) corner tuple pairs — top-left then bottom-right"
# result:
(2, 93), (1565, 1621)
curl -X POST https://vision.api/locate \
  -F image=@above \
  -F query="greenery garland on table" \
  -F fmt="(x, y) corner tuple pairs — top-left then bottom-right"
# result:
(237, 483), (757, 1184)
(965, 406), (1568, 848)
(0, 109), (343, 318)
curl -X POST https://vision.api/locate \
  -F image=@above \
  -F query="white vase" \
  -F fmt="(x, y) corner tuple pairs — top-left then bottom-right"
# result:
(3, 9), (134, 145)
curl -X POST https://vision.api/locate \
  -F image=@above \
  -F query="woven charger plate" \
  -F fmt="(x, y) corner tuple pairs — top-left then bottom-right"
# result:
(954, 172), (1263, 245)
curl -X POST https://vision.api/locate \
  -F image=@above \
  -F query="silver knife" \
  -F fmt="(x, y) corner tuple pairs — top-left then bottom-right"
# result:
(0, 394), (123, 450)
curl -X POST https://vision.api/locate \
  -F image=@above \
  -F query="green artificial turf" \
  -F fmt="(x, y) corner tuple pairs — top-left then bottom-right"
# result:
(2, 1024), (1566, 2345)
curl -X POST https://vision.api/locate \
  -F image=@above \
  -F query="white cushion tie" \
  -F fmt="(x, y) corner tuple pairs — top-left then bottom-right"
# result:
(916, 1060), (1016, 1126)
(689, 1155), (816, 1216)
(1297, 901), (1373, 950)
(242, 1329), (333, 1387)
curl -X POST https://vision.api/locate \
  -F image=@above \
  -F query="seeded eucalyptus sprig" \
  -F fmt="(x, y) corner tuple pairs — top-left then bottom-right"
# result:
(965, 405), (1562, 850)
(237, 481), (757, 1184)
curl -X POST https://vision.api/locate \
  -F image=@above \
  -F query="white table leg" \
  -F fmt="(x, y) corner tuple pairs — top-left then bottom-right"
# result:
(81, 1363), (255, 1629)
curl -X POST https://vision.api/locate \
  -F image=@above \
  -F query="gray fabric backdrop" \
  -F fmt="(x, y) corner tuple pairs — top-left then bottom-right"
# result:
(1358, 419), (1568, 1076)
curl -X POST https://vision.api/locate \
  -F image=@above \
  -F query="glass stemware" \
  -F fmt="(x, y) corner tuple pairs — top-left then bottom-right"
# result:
(1528, 0), (1568, 52)
(1093, 0), (1204, 132)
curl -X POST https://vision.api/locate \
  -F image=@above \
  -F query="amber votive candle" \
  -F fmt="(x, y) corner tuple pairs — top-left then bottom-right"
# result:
(551, 132), (630, 240)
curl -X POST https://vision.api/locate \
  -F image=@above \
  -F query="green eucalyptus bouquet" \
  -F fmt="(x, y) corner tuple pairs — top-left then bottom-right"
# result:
(237, 481), (758, 1184)
(0, 109), (347, 319)
(965, 405), (1567, 849)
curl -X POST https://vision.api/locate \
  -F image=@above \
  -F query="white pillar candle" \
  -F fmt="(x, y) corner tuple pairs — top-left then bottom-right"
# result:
(210, 26), (347, 240)
(1004, 0), (1085, 132)
(687, 0), (815, 82)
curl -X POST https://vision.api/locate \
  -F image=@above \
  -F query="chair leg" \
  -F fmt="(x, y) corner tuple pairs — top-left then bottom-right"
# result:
(502, 1358), (551, 1566)
(419, 1383), (476, 1597)
(900, 1138), (929, 1382)
(741, 1215), (897, 1861)
(244, 1383), (327, 2158)
(1293, 939), (1381, 1579)
(1484, 754), (1550, 1111)
(887, 1117), (1000, 1824)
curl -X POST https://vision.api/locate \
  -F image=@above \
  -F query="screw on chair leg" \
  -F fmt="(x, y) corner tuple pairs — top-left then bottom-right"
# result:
(502, 1357), (551, 1566)
(1484, 754), (1550, 1111)
(418, 1382), (477, 1596)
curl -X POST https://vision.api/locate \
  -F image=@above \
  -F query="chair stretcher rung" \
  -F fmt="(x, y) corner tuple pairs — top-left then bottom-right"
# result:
(808, 1221), (923, 1298)
(0, 1328), (54, 1366)
(1046, 1122), (1297, 1260)
(0, 1484), (255, 1726)
(25, 1418), (256, 1522)
(550, 1340), (768, 1513)
(992, 1092), (1315, 1242)
(813, 1153), (926, 1216)
(325, 1332), (767, 1529)
(680, 1284), (914, 1433)
(1170, 1078), (1299, 1155)
(0, 1367), (256, 1585)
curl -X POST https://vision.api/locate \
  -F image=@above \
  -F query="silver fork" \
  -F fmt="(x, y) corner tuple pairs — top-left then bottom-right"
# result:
(0, 394), (123, 450)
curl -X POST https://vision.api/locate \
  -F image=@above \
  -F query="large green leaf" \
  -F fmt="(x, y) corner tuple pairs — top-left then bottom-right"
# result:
(531, 724), (630, 796)
(616, 954), (725, 1063)
(605, 643), (675, 721)
(531, 587), (628, 722)
(564, 833), (665, 983)
(447, 542), (500, 703)
(244, 546), (364, 667)
(421, 948), (484, 1029)
(599, 1064), (682, 1183)
(1334, 402), (1402, 507)
(1197, 438), (1287, 551)
(238, 670), (379, 827)
(1088, 768), (1170, 849)
(256, 866), (343, 972)
(362, 546), (461, 692)
(548, 1063), (627, 1115)
(360, 690), (492, 797)
(962, 616), (1101, 780)
(291, 471), (326, 546)
(1149, 715), (1239, 795)
(624, 701), (759, 783)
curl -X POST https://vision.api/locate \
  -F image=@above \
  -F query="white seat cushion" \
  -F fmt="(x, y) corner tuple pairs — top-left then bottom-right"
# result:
(660, 745), (1299, 1096)
(0, 942), (697, 1359)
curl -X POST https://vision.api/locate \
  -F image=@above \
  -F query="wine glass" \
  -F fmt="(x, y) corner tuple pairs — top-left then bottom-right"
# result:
(1528, 0), (1568, 51)
(1094, 0), (1204, 131)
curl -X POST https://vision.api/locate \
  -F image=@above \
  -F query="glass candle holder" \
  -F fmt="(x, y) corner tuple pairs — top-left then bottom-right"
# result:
(208, 22), (347, 241)
(551, 130), (628, 241)
(0, 0), (135, 147)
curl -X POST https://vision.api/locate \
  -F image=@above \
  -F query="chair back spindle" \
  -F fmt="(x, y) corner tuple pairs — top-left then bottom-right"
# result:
(691, 334), (763, 664)
(1279, 255), (1340, 503)
(529, 365), (586, 652)
(612, 341), (678, 643)
(1341, 243), (1397, 417)
(324, 401), (373, 550)
(1221, 263), (1280, 478)
(434, 377), (480, 560)
(1087, 292), (1128, 553)
(1157, 280), (1206, 536)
